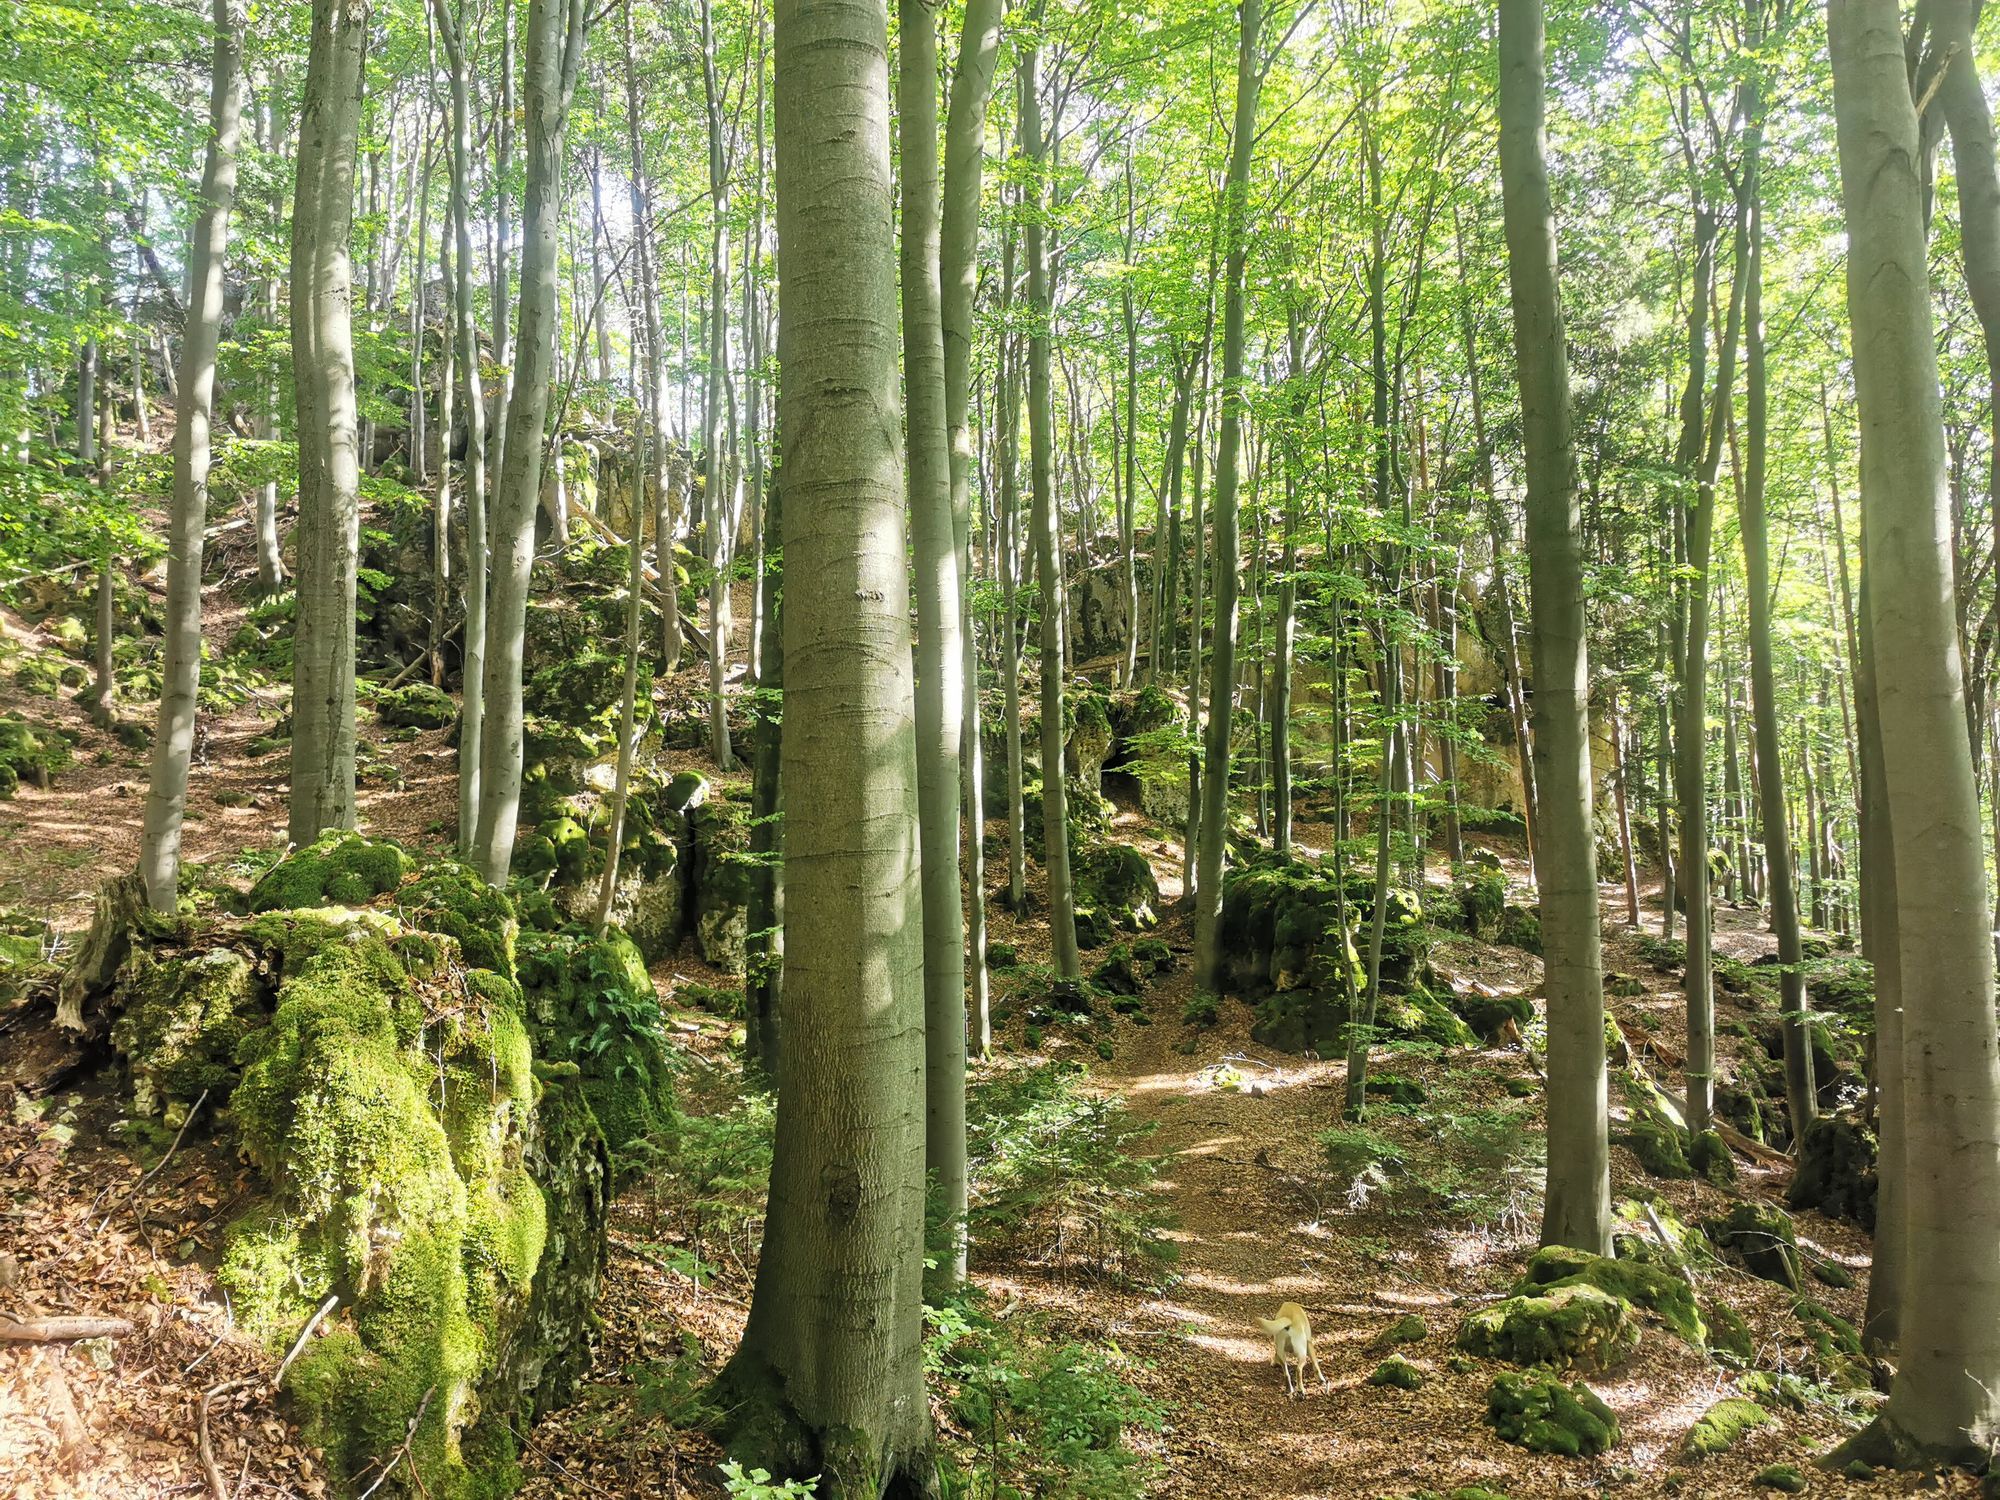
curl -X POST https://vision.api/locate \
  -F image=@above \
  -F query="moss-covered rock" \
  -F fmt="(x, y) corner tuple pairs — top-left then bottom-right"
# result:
(397, 861), (519, 978)
(1706, 1202), (1801, 1290)
(1514, 1246), (1705, 1346)
(1623, 1117), (1693, 1180)
(516, 925), (675, 1165)
(1485, 1371), (1620, 1457)
(1064, 690), (1115, 791)
(1074, 840), (1159, 931)
(1369, 1356), (1427, 1390)
(1458, 1282), (1637, 1373)
(690, 799), (756, 975)
(1753, 1463), (1808, 1493)
(375, 682), (458, 730)
(1685, 1397), (1769, 1457)
(1495, 902), (1542, 955)
(110, 945), (262, 1118)
(1703, 1298), (1755, 1361)
(1367, 1313), (1430, 1353)
(247, 831), (413, 912)
(1454, 987), (1533, 1044)
(1785, 1113), (1877, 1229)
(1454, 864), (1507, 940)
(1689, 1129), (1736, 1186)
(0, 714), (72, 797)
(1794, 1297), (1870, 1389)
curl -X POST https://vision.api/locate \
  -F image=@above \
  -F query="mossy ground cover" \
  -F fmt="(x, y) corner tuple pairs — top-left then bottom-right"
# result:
(85, 835), (673, 1499)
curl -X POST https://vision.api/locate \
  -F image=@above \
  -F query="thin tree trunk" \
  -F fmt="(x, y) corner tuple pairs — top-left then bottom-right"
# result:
(1191, 0), (1262, 990)
(942, 0), (1002, 1058)
(138, 0), (243, 912)
(288, 0), (369, 846)
(1498, 0), (1610, 1255)
(471, 0), (589, 883)
(899, 0), (966, 1295)
(700, 0), (735, 771)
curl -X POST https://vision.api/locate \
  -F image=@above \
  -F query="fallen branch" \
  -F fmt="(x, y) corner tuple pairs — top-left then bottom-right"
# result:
(1643, 1201), (1697, 1290)
(0, 1314), (135, 1343)
(273, 1293), (341, 1389)
(198, 1374), (256, 1500)
(1650, 1084), (1792, 1166)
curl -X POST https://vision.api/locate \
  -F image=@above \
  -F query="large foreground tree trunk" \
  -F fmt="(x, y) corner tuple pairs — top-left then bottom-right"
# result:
(288, 0), (369, 846)
(1830, 0), (2000, 1463)
(716, 0), (935, 1487)
(1496, 0), (1610, 1256)
(138, 0), (243, 911)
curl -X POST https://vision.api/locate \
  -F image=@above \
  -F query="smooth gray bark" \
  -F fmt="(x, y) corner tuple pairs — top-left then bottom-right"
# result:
(1497, 0), (1610, 1255)
(138, 0), (243, 912)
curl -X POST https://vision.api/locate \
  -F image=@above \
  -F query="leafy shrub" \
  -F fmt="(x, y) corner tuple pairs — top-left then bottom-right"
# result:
(930, 1295), (1163, 1500)
(965, 1062), (1175, 1286)
(627, 1088), (775, 1283)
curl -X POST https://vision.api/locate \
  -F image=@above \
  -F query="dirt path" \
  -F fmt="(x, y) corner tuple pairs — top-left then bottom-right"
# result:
(1042, 868), (1931, 1500)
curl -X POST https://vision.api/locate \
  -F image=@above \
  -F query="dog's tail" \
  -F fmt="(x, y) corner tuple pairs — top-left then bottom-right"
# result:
(1257, 1315), (1290, 1340)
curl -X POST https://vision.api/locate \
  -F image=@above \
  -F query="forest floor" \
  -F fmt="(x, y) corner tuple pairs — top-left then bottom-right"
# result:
(0, 591), (1982, 1498)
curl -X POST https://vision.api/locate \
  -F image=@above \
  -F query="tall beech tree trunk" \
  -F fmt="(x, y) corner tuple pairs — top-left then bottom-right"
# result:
(1497, 0), (1610, 1256)
(1022, 52), (1079, 980)
(716, 0), (934, 1481)
(1738, 92), (1816, 1140)
(942, 0), (1001, 1057)
(471, 0), (589, 884)
(701, 0), (736, 771)
(137, 0), (243, 912)
(899, 0), (966, 1293)
(1191, 0), (1262, 993)
(288, 0), (369, 846)
(1830, 0), (2000, 1462)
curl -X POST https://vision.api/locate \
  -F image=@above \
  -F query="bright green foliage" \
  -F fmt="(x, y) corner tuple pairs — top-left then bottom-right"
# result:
(1457, 1282), (1638, 1373)
(965, 1062), (1174, 1286)
(516, 924), (676, 1168)
(246, 831), (413, 912)
(1684, 1397), (1769, 1457)
(1484, 1371), (1621, 1457)
(930, 1294), (1164, 1500)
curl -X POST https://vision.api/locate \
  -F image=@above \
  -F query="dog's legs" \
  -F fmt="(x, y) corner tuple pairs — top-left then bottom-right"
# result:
(1308, 1342), (1327, 1390)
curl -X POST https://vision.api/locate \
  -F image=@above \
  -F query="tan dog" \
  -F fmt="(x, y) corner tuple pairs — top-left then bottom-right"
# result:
(1257, 1302), (1326, 1397)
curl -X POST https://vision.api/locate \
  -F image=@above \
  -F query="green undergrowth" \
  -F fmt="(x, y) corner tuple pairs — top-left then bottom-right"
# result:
(1317, 1067), (1544, 1228)
(962, 1060), (1176, 1287)
(928, 1288), (1165, 1500)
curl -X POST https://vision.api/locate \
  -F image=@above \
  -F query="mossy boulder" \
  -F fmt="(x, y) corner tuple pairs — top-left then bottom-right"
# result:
(1785, 1113), (1877, 1229)
(1074, 840), (1160, 931)
(1458, 1281), (1637, 1373)
(1685, 1397), (1769, 1457)
(1705, 1201), (1801, 1290)
(516, 925), (676, 1164)
(1485, 1370), (1620, 1457)
(0, 911), (52, 1004)
(1703, 1298), (1755, 1361)
(689, 801), (756, 975)
(1794, 1297), (1870, 1388)
(1454, 987), (1533, 1044)
(1623, 1117), (1693, 1180)
(375, 682), (458, 730)
(110, 945), (262, 1118)
(1495, 902), (1542, 954)
(1369, 1356), (1426, 1391)
(247, 831), (413, 913)
(1107, 683), (1177, 747)
(397, 861), (519, 978)
(1454, 864), (1507, 939)
(1064, 690), (1115, 791)
(1367, 1313), (1430, 1353)
(1753, 1463), (1808, 1493)
(209, 907), (599, 1498)
(0, 714), (72, 796)
(1515, 1246), (1705, 1347)
(1689, 1129), (1736, 1185)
